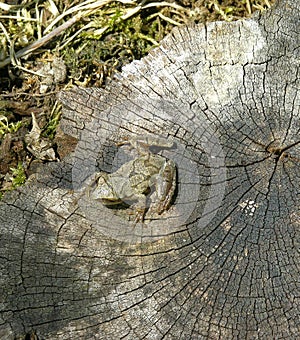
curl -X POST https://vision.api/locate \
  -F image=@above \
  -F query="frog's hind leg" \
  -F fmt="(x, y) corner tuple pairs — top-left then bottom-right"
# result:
(150, 159), (176, 215)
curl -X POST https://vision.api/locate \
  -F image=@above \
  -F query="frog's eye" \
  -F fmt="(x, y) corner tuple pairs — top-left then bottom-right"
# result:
(97, 176), (106, 186)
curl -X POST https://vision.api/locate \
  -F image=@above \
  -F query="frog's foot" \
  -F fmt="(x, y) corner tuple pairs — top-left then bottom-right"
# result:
(134, 207), (146, 223)
(116, 136), (131, 148)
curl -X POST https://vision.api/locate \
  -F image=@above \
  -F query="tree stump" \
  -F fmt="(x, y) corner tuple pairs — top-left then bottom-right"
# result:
(0, 0), (299, 338)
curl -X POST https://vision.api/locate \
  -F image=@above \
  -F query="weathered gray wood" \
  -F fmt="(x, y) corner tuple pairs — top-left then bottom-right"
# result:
(1, 0), (299, 338)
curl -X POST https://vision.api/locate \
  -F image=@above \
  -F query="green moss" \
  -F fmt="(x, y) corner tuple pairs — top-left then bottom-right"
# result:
(61, 4), (162, 86)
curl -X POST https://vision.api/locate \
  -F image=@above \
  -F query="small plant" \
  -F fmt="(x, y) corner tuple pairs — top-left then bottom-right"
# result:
(43, 101), (62, 139)
(10, 162), (26, 189)
(0, 115), (22, 138)
(0, 162), (27, 200)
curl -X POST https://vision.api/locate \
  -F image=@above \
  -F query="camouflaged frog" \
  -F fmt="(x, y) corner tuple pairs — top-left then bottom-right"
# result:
(90, 136), (176, 223)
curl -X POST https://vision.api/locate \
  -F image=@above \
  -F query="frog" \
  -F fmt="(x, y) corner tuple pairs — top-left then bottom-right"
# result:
(90, 136), (177, 223)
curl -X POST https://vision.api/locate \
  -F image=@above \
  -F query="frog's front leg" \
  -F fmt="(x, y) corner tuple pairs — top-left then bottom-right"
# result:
(149, 159), (176, 216)
(117, 135), (174, 154)
(130, 194), (147, 223)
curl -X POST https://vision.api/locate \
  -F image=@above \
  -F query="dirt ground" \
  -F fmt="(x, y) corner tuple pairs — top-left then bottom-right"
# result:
(0, 0), (275, 197)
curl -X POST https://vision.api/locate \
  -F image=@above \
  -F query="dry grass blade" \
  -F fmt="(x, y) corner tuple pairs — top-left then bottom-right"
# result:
(157, 13), (181, 26)
(44, 0), (110, 33)
(142, 1), (186, 11)
(246, 0), (252, 14)
(0, 15), (80, 68)
(44, 0), (135, 34)
(0, 15), (38, 21)
(58, 22), (95, 51)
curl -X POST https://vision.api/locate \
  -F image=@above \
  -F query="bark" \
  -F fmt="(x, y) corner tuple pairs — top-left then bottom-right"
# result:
(1, 0), (299, 338)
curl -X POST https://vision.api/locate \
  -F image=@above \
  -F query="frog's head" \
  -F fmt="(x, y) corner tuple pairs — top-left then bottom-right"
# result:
(91, 173), (122, 206)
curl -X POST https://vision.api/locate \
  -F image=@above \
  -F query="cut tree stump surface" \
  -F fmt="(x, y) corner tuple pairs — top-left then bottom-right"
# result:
(0, 0), (299, 339)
